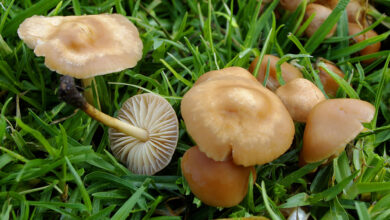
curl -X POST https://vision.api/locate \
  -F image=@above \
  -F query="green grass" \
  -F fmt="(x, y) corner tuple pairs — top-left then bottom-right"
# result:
(0, 0), (390, 219)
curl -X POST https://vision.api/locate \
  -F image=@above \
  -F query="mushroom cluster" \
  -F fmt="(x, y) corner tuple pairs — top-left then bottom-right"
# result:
(18, 14), (179, 175)
(180, 67), (295, 207)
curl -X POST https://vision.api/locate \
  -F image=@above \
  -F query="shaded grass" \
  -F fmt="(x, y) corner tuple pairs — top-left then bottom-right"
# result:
(0, 0), (389, 219)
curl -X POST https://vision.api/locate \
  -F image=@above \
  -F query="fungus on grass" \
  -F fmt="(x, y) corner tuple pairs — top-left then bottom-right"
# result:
(248, 55), (303, 91)
(180, 67), (294, 207)
(59, 76), (178, 175)
(304, 3), (336, 38)
(18, 14), (143, 106)
(181, 146), (255, 208)
(280, 0), (306, 12)
(316, 58), (345, 97)
(348, 22), (381, 64)
(181, 67), (295, 166)
(276, 78), (325, 123)
(300, 99), (375, 165)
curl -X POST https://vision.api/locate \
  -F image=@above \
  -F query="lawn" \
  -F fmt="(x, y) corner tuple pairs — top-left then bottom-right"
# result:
(0, 0), (390, 219)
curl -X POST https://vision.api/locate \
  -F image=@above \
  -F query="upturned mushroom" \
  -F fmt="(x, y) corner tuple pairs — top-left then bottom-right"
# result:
(59, 76), (178, 175)
(248, 55), (303, 91)
(276, 78), (326, 123)
(316, 58), (345, 97)
(181, 67), (295, 166)
(181, 146), (255, 207)
(304, 3), (336, 38)
(17, 14), (143, 105)
(300, 99), (375, 164)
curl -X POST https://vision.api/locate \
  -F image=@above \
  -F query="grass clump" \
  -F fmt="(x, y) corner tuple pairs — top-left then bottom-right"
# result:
(0, 0), (390, 219)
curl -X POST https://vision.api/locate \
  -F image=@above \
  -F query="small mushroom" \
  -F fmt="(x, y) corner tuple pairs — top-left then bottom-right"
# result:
(59, 76), (178, 175)
(304, 3), (336, 38)
(348, 22), (381, 64)
(109, 93), (179, 175)
(18, 14), (143, 105)
(276, 78), (326, 123)
(280, 0), (305, 12)
(316, 0), (366, 24)
(300, 99), (375, 164)
(181, 67), (295, 166)
(248, 55), (303, 91)
(317, 58), (345, 97)
(181, 146), (255, 207)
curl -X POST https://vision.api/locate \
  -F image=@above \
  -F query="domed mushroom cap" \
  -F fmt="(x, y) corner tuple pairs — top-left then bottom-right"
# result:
(17, 14), (143, 78)
(348, 23), (381, 64)
(280, 0), (305, 12)
(181, 146), (255, 207)
(109, 93), (179, 175)
(195, 66), (258, 86)
(300, 99), (375, 163)
(181, 67), (295, 166)
(276, 78), (326, 123)
(318, 59), (345, 97)
(304, 4), (336, 38)
(249, 55), (303, 91)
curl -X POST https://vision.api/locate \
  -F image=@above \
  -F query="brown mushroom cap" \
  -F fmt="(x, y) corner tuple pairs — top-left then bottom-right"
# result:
(304, 4), (336, 38)
(300, 99), (374, 163)
(276, 78), (326, 123)
(318, 59), (345, 97)
(181, 67), (295, 166)
(348, 23), (381, 64)
(248, 55), (303, 91)
(109, 93), (179, 175)
(181, 146), (255, 207)
(280, 0), (304, 12)
(17, 14), (143, 78)
(195, 66), (258, 86)
(316, 0), (365, 24)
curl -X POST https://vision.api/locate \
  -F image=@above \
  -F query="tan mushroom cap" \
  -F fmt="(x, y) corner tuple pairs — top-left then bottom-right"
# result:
(276, 78), (326, 123)
(304, 4), (336, 38)
(300, 99), (374, 163)
(318, 59), (345, 97)
(280, 0), (304, 12)
(109, 93), (179, 175)
(17, 14), (143, 78)
(348, 23), (381, 64)
(195, 66), (258, 86)
(249, 55), (303, 91)
(181, 146), (255, 207)
(181, 67), (295, 166)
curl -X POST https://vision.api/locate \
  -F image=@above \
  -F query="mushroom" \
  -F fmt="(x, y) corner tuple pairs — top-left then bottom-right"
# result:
(59, 76), (179, 175)
(348, 22), (381, 64)
(300, 99), (375, 164)
(304, 3), (336, 38)
(276, 78), (326, 123)
(181, 146), (255, 207)
(181, 67), (295, 166)
(248, 55), (303, 91)
(317, 58), (345, 97)
(280, 0), (305, 12)
(316, 0), (366, 24)
(17, 14), (143, 105)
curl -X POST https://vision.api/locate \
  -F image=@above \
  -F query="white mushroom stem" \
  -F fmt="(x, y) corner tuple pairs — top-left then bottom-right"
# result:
(83, 102), (149, 141)
(59, 75), (149, 142)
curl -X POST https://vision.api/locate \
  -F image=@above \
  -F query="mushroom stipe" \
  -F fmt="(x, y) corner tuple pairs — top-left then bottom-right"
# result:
(59, 75), (149, 141)
(59, 75), (179, 175)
